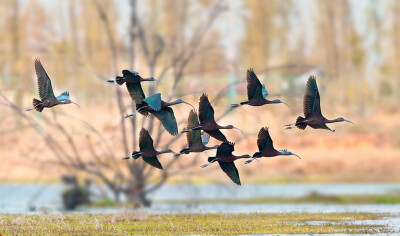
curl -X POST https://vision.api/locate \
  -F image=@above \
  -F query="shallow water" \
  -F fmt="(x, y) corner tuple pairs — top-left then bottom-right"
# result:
(1, 183), (400, 214)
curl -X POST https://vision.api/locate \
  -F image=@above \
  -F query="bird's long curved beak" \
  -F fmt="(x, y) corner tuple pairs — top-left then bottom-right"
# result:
(293, 153), (301, 159)
(153, 78), (163, 85)
(182, 101), (195, 109)
(71, 102), (80, 108)
(233, 126), (244, 133)
(281, 101), (290, 108)
(107, 79), (115, 83)
(344, 119), (354, 125)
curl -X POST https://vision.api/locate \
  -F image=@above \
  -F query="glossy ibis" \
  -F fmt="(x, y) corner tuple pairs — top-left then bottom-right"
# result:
(123, 128), (175, 170)
(245, 127), (300, 164)
(231, 68), (289, 108)
(182, 94), (243, 142)
(26, 59), (79, 112)
(284, 76), (353, 132)
(107, 70), (159, 85)
(200, 142), (251, 185)
(125, 93), (194, 136)
(175, 109), (219, 157)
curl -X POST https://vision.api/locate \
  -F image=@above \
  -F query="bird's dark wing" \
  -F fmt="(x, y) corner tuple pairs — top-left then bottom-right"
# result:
(303, 76), (322, 117)
(122, 70), (141, 82)
(139, 128), (155, 151)
(126, 82), (146, 104)
(257, 127), (274, 151)
(187, 109), (202, 147)
(246, 68), (263, 100)
(142, 156), (163, 170)
(34, 59), (56, 101)
(218, 161), (241, 185)
(198, 94), (215, 125)
(216, 142), (235, 157)
(143, 93), (162, 111)
(205, 129), (227, 142)
(152, 107), (178, 136)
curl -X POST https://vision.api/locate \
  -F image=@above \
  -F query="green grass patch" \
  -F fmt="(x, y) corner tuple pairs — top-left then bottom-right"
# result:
(0, 213), (393, 235)
(156, 191), (400, 205)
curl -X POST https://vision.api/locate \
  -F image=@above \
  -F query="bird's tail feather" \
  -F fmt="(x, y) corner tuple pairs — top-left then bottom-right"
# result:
(33, 99), (43, 112)
(115, 76), (125, 85)
(179, 148), (191, 155)
(231, 101), (248, 108)
(295, 116), (307, 130)
(253, 152), (262, 158)
(132, 151), (141, 159)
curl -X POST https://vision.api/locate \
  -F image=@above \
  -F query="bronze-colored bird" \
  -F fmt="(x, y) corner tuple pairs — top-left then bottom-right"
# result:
(26, 59), (79, 112)
(123, 128), (175, 170)
(284, 76), (353, 132)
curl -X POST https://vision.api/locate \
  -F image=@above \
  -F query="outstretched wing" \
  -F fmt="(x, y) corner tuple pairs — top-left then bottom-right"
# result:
(303, 76), (322, 117)
(152, 107), (178, 136)
(216, 142), (234, 157)
(143, 93), (162, 111)
(205, 129), (227, 142)
(126, 82), (146, 104)
(143, 156), (163, 170)
(198, 94), (215, 125)
(139, 128), (155, 151)
(35, 59), (56, 101)
(122, 70), (140, 82)
(257, 127), (274, 152)
(186, 109), (202, 147)
(218, 161), (241, 185)
(246, 68), (263, 100)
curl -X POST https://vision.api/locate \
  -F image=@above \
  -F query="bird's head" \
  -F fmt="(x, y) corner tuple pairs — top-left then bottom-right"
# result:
(279, 149), (301, 159)
(226, 125), (244, 133)
(271, 99), (290, 108)
(336, 117), (354, 124)
(60, 99), (80, 108)
(149, 77), (163, 84)
(175, 99), (195, 109)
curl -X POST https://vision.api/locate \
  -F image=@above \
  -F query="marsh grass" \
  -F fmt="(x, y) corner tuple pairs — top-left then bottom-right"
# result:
(0, 213), (393, 235)
(155, 192), (400, 205)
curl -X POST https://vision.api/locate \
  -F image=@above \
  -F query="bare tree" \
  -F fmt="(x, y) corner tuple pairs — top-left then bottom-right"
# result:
(0, 0), (229, 207)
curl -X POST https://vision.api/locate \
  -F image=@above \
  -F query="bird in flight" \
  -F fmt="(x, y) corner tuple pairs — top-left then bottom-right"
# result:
(231, 68), (289, 108)
(284, 76), (353, 132)
(245, 127), (300, 164)
(26, 59), (79, 112)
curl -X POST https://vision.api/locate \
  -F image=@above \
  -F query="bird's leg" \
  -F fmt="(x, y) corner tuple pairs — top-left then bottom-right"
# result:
(200, 162), (211, 168)
(125, 106), (147, 118)
(26, 103), (43, 111)
(283, 119), (308, 129)
(200, 159), (217, 168)
(245, 157), (257, 164)
(182, 125), (201, 133)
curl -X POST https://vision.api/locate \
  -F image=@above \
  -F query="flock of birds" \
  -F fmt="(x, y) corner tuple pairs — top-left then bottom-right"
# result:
(26, 59), (354, 185)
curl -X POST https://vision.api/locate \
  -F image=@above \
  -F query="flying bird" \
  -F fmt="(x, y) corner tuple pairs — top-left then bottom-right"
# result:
(284, 76), (353, 132)
(26, 59), (79, 112)
(182, 94), (243, 142)
(231, 68), (289, 108)
(200, 142), (251, 185)
(175, 109), (219, 157)
(107, 70), (160, 85)
(245, 127), (300, 164)
(123, 128), (175, 170)
(125, 93), (194, 136)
